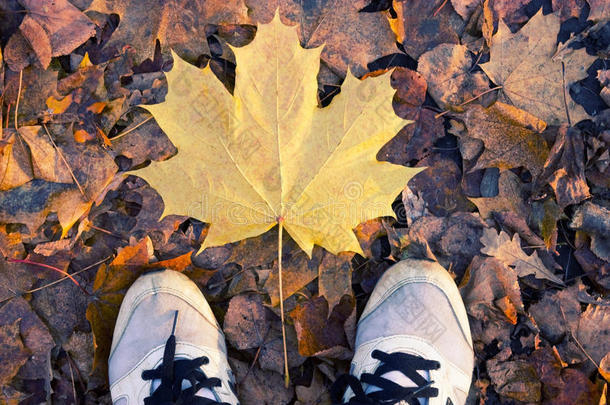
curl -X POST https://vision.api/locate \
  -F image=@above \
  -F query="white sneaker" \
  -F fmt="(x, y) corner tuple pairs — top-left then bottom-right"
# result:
(108, 269), (239, 405)
(332, 259), (474, 405)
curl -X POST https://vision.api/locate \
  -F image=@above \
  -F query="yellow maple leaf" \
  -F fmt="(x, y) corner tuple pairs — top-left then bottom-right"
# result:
(480, 10), (596, 125)
(133, 13), (419, 258)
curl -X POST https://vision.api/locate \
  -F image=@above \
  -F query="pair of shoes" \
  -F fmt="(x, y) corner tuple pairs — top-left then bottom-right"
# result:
(108, 259), (474, 405)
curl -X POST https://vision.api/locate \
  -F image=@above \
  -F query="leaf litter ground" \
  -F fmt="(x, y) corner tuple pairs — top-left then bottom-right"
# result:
(0, 0), (609, 404)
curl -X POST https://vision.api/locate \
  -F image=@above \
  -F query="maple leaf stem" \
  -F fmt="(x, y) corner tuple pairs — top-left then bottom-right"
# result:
(435, 86), (503, 118)
(43, 123), (88, 199)
(14, 69), (22, 130)
(277, 219), (290, 387)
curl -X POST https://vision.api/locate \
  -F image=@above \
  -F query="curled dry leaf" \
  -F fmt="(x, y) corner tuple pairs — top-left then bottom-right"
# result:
(461, 255), (524, 326)
(537, 125), (590, 208)
(464, 102), (549, 177)
(480, 227), (564, 284)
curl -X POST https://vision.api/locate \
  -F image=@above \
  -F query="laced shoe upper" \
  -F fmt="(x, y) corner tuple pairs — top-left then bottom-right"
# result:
(109, 270), (239, 405)
(333, 259), (474, 405)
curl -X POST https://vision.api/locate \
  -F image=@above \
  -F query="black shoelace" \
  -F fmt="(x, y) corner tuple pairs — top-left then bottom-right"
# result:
(142, 311), (230, 405)
(330, 350), (440, 405)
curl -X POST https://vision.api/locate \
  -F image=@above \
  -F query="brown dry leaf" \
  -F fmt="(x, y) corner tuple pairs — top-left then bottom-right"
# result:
(469, 170), (527, 220)
(0, 258), (37, 303)
(1, 127), (73, 190)
(223, 293), (269, 350)
(577, 304), (610, 366)
(528, 284), (581, 343)
(0, 124), (117, 236)
(285, 0), (397, 78)
(588, 0), (610, 21)
(4, 66), (57, 127)
(378, 68), (444, 165)
(86, 237), (154, 378)
(265, 247), (323, 307)
(229, 359), (293, 405)
(389, 0), (464, 59)
(16, 127), (73, 184)
(418, 44), (491, 111)
(451, 0), (481, 20)
(0, 130), (33, 190)
(552, 0), (588, 20)
(570, 202), (610, 262)
(0, 297), (54, 381)
(0, 319), (29, 386)
(46, 62), (126, 143)
(318, 252), (353, 310)
(295, 369), (331, 405)
(464, 102), (549, 177)
(289, 295), (354, 357)
(4, 0), (95, 70)
(461, 256), (524, 326)
(258, 319), (306, 374)
(487, 357), (541, 402)
(528, 346), (600, 403)
(87, 0), (250, 63)
(480, 10), (596, 125)
(406, 212), (486, 276)
(406, 154), (475, 217)
(480, 227), (564, 284)
(537, 125), (590, 207)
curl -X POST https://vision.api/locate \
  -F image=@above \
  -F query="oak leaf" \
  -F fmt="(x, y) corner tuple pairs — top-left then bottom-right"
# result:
(133, 14), (418, 257)
(480, 228), (564, 284)
(480, 10), (596, 125)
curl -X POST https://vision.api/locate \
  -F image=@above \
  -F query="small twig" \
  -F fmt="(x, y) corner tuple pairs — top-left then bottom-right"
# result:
(7, 258), (89, 295)
(559, 305), (599, 370)
(24, 256), (111, 294)
(42, 124), (87, 199)
(435, 86), (503, 119)
(433, 0), (449, 16)
(14, 70), (22, 129)
(561, 61), (571, 126)
(67, 353), (77, 404)
(110, 116), (153, 141)
(88, 224), (124, 239)
(277, 219), (290, 387)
